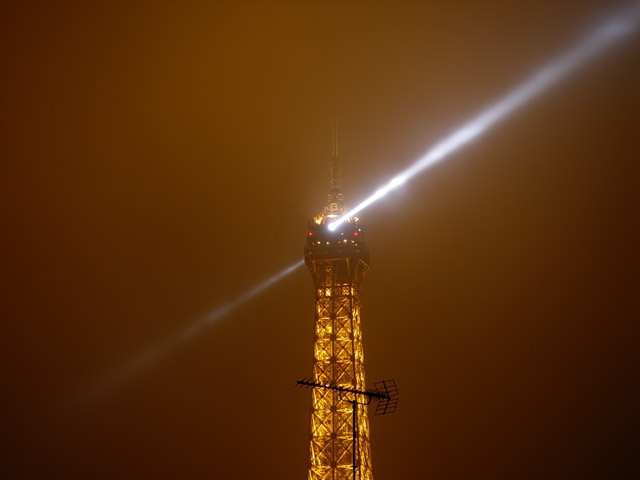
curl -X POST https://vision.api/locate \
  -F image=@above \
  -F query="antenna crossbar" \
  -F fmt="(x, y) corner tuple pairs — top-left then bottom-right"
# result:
(296, 378), (398, 409)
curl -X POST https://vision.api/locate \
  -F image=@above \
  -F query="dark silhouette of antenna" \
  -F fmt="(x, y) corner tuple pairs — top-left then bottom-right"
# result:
(296, 378), (399, 480)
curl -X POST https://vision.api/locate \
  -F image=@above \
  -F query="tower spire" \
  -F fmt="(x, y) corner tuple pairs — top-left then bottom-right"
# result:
(325, 116), (347, 217)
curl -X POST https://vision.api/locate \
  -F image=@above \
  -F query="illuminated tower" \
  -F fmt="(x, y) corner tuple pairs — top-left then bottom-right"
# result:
(304, 122), (373, 480)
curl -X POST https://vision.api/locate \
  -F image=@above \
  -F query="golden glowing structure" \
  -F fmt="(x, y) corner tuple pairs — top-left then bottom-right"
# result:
(304, 121), (374, 480)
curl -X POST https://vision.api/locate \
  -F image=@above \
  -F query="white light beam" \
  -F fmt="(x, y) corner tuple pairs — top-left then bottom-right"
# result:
(79, 259), (305, 400)
(79, 2), (640, 400)
(328, 2), (640, 231)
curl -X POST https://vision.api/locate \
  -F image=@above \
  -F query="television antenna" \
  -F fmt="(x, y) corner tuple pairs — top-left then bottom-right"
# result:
(296, 378), (399, 479)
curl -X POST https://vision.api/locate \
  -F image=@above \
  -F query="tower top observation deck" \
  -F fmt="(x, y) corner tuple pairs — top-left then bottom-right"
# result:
(305, 215), (369, 264)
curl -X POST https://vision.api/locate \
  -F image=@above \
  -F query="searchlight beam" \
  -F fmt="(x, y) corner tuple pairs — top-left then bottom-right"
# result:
(328, 2), (640, 231)
(81, 2), (639, 399)
(80, 259), (304, 399)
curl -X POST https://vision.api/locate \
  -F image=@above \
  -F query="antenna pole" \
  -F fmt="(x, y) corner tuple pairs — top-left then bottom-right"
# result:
(353, 398), (358, 480)
(332, 115), (339, 159)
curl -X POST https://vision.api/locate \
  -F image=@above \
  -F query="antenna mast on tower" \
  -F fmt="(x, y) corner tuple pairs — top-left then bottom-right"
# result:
(325, 116), (347, 217)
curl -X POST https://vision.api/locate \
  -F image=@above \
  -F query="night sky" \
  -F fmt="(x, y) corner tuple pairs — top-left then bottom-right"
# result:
(3, 1), (639, 479)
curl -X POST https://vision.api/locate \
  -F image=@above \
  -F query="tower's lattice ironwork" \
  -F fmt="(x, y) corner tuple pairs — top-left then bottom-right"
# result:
(304, 126), (374, 480)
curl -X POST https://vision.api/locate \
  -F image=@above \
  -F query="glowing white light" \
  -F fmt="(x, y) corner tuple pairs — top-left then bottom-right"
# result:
(80, 259), (305, 399)
(79, 2), (640, 400)
(329, 2), (640, 230)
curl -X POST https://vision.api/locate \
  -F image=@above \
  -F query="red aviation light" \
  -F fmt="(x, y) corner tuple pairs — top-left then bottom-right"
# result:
(354, 231), (358, 236)
(308, 231), (313, 236)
